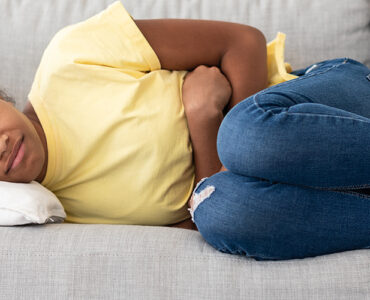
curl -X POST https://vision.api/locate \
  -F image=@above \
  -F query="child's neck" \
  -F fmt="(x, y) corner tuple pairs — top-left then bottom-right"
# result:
(23, 102), (48, 183)
(31, 119), (48, 183)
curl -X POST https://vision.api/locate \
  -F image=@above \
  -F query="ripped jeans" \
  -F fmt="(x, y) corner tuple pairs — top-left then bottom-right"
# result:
(188, 58), (370, 261)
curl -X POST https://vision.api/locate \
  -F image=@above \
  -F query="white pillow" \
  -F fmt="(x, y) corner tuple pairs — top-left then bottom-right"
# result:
(0, 181), (66, 226)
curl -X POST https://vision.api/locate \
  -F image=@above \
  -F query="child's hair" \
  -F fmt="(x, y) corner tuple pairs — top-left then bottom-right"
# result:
(0, 89), (15, 105)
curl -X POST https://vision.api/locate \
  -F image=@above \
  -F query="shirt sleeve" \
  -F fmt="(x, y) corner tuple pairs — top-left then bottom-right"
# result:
(45, 1), (161, 72)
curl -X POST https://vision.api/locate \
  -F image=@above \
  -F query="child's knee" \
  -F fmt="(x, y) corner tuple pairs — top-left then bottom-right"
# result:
(190, 173), (266, 237)
(190, 172), (290, 259)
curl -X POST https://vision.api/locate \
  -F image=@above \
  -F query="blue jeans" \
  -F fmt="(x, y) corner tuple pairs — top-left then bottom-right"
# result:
(190, 58), (370, 261)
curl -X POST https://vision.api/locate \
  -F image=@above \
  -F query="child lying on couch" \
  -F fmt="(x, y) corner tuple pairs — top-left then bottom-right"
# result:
(1, 1), (369, 260)
(0, 1), (273, 225)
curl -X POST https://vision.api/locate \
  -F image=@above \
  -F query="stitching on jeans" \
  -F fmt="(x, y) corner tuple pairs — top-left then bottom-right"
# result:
(328, 190), (370, 199)
(251, 58), (370, 122)
(266, 58), (349, 90)
(253, 58), (350, 114)
(311, 183), (370, 190)
(250, 93), (370, 191)
(284, 112), (370, 123)
(253, 92), (370, 123)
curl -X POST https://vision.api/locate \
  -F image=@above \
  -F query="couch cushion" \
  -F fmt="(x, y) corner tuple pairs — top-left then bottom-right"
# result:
(0, 224), (369, 299)
(0, 0), (369, 110)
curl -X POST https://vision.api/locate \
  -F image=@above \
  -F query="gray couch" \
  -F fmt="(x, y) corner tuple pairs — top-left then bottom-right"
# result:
(1, 0), (370, 299)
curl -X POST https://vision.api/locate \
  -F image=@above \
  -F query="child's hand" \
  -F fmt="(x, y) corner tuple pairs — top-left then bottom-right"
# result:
(182, 65), (232, 114)
(182, 65), (230, 198)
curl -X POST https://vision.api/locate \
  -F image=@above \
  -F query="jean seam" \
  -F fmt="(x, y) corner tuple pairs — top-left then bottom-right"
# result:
(308, 183), (370, 190)
(247, 99), (370, 190)
(292, 57), (348, 80)
(328, 190), (370, 199)
(253, 93), (370, 123)
(285, 112), (370, 123)
(253, 58), (350, 114)
(259, 57), (349, 93)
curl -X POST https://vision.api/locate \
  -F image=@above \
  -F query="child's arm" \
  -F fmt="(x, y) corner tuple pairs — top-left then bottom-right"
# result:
(182, 65), (231, 183)
(134, 19), (268, 212)
(182, 65), (232, 209)
(135, 19), (268, 114)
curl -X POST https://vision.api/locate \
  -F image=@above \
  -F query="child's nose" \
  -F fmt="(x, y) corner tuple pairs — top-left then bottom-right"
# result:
(0, 134), (9, 159)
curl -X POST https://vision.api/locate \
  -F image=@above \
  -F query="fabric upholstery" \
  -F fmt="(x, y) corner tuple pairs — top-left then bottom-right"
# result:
(0, 0), (369, 110)
(0, 0), (370, 299)
(1, 224), (370, 299)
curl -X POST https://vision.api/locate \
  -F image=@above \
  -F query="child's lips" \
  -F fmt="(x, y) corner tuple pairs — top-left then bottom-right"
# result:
(5, 135), (24, 174)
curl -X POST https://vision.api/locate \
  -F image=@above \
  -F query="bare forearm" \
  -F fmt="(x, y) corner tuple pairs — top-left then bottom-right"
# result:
(187, 32), (269, 180)
(186, 107), (224, 185)
(185, 107), (227, 209)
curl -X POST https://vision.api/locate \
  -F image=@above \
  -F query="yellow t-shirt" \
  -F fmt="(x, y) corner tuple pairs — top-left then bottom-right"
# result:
(29, 1), (194, 225)
(266, 32), (298, 87)
(28, 1), (296, 225)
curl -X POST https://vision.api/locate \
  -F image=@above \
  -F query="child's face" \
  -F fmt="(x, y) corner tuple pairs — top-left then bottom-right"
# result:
(0, 99), (45, 183)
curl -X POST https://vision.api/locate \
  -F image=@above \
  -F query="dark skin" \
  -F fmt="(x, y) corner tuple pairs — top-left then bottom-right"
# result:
(134, 18), (267, 193)
(1, 18), (267, 230)
(0, 100), (47, 183)
(134, 19), (267, 229)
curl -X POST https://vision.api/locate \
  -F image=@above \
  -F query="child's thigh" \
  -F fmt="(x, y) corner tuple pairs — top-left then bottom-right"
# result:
(191, 171), (370, 260)
(215, 58), (370, 188)
(261, 58), (370, 118)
